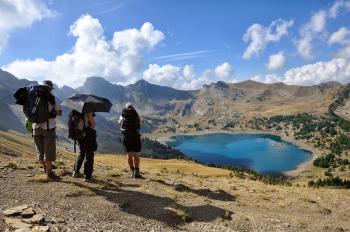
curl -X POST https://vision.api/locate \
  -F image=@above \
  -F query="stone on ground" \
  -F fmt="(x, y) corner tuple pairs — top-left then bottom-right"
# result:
(2, 205), (29, 216)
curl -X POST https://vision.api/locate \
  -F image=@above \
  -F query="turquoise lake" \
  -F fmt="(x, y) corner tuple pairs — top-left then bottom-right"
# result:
(167, 133), (312, 176)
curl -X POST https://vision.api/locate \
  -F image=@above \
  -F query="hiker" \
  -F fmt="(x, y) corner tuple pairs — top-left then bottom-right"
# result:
(72, 112), (97, 182)
(119, 103), (142, 178)
(32, 80), (62, 179)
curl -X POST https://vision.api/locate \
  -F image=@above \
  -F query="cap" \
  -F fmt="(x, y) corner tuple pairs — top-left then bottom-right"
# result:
(125, 102), (133, 108)
(43, 80), (55, 90)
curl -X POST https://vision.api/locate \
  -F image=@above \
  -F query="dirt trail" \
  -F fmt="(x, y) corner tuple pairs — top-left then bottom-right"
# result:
(1, 132), (350, 232)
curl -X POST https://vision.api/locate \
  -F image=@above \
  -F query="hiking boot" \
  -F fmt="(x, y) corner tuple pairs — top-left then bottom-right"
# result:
(134, 170), (142, 179)
(47, 170), (60, 180)
(84, 176), (93, 182)
(72, 171), (79, 178)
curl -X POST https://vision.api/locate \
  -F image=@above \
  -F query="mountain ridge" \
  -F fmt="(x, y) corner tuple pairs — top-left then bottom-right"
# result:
(0, 68), (347, 152)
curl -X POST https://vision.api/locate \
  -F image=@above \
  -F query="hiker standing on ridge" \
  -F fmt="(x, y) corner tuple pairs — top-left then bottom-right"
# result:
(71, 112), (97, 182)
(119, 103), (143, 178)
(32, 80), (62, 179)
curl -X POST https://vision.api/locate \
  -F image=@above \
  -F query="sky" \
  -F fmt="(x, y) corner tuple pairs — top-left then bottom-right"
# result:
(0, 0), (350, 89)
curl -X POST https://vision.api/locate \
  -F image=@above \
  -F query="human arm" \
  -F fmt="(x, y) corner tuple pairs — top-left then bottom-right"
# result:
(87, 112), (96, 129)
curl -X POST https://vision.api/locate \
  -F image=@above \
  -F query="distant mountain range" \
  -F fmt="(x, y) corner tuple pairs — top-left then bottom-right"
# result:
(0, 68), (347, 153)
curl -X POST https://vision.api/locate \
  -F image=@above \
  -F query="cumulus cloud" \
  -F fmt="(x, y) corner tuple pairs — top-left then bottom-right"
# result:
(283, 58), (350, 85)
(0, 0), (54, 54)
(329, 0), (350, 18)
(328, 27), (350, 45)
(253, 58), (350, 85)
(296, 10), (327, 60)
(3, 14), (164, 87)
(143, 62), (236, 90)
(266, 51), (286, 70)
(251, 74), (282, 84)
(242, 19), (293, 59)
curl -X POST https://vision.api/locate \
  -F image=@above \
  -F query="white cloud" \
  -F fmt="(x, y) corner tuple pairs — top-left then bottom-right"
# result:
(336, 46), (350, 59)
(329, 0), (350, 18)
(266, 51), (286, 70)
(296, 10), (327, 60)
(143, 62), (236, 90)
(0, 0), (54, 54)
(152, 50), (214, 62)
(252, 57), (350, 86)
(242, 19), (293, 59)
(328, 27), (350, 45)
(283, 58), (350, 85)
(251, 74), (282, 84)
(3, 14), (164, 87)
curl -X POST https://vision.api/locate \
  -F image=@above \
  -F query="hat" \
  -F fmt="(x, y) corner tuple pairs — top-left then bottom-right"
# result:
(125, 102), (133, 108)
(43, 80), (55, 90)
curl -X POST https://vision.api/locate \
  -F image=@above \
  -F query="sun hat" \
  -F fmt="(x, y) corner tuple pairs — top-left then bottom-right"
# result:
(43, 80), (55, 90)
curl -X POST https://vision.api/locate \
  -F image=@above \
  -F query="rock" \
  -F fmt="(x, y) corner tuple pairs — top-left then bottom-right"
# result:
(32, 226), (50, 232)
(14, 229), (32, 232)
(22, 214), (44, 224)
(21, 208), (36, 217)
(4, 217), (32, 229)
(2, 205), (29, 216)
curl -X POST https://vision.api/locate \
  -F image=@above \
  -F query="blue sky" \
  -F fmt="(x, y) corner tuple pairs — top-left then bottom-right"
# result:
(1, 0), (350, 89)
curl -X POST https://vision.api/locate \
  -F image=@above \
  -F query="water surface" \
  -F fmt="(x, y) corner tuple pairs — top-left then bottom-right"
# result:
(167, 133), (311, 175)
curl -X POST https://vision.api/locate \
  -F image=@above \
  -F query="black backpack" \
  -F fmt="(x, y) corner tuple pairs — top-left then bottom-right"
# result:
(68, 110), (86, 152)
(14, 84), (55, 123)
(121, 107), (140, 133)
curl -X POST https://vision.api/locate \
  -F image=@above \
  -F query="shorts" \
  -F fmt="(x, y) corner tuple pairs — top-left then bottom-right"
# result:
(122, 133), (141, 153)
(33, 127), (56, 162)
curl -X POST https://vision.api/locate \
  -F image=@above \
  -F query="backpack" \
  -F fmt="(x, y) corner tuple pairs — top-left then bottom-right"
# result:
(18, 85), (55, 124)
(121, 107), (140, 134)
(68, 110), (86, 152)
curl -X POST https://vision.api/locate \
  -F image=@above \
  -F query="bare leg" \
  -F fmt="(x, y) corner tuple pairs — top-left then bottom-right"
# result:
(127, 152), (134, 169)
(133, 152), (140, 169)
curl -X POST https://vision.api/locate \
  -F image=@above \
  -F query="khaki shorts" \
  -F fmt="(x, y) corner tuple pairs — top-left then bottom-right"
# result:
(33, 128), (56, 162)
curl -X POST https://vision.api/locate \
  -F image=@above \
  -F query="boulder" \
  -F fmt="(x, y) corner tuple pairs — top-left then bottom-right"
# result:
(21, 208), (35, 217)
(22, 214), (44, 224)
(4, 217), (32, 229)
(32, 226), (50, 232)
(2, 205), (29, 216)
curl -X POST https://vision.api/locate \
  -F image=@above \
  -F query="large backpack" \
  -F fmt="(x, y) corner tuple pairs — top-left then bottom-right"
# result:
(68, 110), (86, 152)
(121, 107), (140, 134)
(14, 84), (54, 124)
(68, 110), (86, 140)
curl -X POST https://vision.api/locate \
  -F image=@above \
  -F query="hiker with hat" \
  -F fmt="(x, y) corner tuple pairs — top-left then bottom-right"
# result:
(31, 80), (62, 179)
(118, 103), (143, 178)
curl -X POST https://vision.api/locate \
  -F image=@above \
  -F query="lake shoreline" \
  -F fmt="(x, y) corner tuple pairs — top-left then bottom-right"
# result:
(156, 129), (322, 177)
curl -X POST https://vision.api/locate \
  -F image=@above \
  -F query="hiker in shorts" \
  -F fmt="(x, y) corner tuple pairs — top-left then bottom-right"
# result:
(32, 80), (62, 179)
(72, 112), (97, 182)
(118, 103), (142, 178)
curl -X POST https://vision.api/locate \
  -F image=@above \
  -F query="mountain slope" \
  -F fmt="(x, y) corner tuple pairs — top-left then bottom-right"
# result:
(0, 70), (345, 152)
(1, 131), (350, 232)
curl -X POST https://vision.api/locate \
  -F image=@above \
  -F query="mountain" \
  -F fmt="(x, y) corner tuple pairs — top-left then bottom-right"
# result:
(0, 69), (37, 132)
(0, 69), (346, 152)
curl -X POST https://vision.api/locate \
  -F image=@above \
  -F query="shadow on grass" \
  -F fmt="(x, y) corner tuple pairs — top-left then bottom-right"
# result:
(151, 179), (236, 202)
(61, 179), (228, 226)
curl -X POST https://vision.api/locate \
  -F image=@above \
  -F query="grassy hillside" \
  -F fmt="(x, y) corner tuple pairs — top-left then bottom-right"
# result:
(1, 131), (350, 232)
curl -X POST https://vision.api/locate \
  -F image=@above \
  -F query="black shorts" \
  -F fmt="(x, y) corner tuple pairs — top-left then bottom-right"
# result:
(122, 133), (141, 153)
